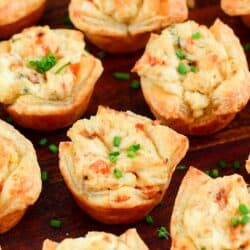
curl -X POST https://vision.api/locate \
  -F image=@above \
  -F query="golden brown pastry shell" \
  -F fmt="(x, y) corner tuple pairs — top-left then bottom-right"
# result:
(0, 1), (46, 39)
(1, 29), (103, 131)
(69, 0), (188, 54)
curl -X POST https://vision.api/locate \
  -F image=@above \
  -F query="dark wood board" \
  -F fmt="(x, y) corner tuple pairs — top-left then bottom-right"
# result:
(0, 0), (250, 249)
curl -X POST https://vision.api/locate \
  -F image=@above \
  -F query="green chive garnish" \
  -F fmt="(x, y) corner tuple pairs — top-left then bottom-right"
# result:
(97, 51), (107, 60)
(218, 160), (227, 168)
(177, 63), (187, 75)
(48, 144), (58, 154)
(113, 136), (121, 147)
(145, 215), (154, 224)
(109, 151), (120, 163)
(231, 217), (240, 227)
(239, 204), (249, 215)
(130, 79), (140, 89)
(210, 169), (219, 178)
(176, 164), (187, 170)
(245, 43), (250, 52)
(190, 65), (197, 73)
(50, 219), (61, 229)
(55, 62), (71, 74)
(176, 50), (185, 59)
(113, 168), (123, 179)
(64, 15), (73, 29)
(39, 137), (48, 146)
(41, 170), (48, 182)
(157, 226), (169, 239)
(240, 215), (250, 225)
(233, 160), (241, 170)
(112, 72), (131, 80)
(204, 170), (210, 176)
(6, 116), (13, 123)
(129, 144), (140, 152)
(192, 32), (201, 39)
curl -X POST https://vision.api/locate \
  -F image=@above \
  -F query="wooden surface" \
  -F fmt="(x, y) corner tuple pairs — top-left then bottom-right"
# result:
(0, 1), (250, 249)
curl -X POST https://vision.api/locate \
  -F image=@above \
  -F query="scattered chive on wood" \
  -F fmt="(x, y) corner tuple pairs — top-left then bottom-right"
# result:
(39, 138), (48, 146)
(113, 168), (123, 179)
(112, 72), (131, 80)
(113, 136), (121, 147)
(130, 79), (140, 89)
(64, 15), (73, 28)
(50, 219), (62, 229)
(48, 144), (59, 154)
(210, 169), (219, 178)
(218, 160), (227, 168)
(233, 160), (241, 170)
(244, 43), (250, 52)
(176, 164), (187, 170)
(177, 63), (187, 75)
(157, 226), (169, 239)
(192, 32), (201, 39)
(204, 169), (210, 176)
(97, 51), (107, 60)
(145, 215), (154, 224)
(41, 170), (48, 182)
(6, 116), (13, 123)
(55, 62), (71, 74)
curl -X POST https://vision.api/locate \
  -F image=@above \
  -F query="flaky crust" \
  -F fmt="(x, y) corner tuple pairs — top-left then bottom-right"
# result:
(133, 19), (250, 135)
(221, 0), (250, 26)
(0, 0), (46, 39)
(69, 0), (188, 54)
(246, 154), (250, 174)
(171, 167), (250, 249)
(59, 106), (188, 224)
(0, 119), (41, 233)
(0, 26), (103, 131)
(42, 229), (148, 250)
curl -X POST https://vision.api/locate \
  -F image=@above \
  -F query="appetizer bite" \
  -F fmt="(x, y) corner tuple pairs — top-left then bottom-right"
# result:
(0, 119), (41, 233)
(59, 106), (188, 224)
(133, 19), (250, 135)
(69, 0), (188, 54)
(0, 0), (46, 39)
(171, 167), (250, 250)
(0, 26), (103, 131)
(42, 228), (148, 250)
(221, 0), (250, 27)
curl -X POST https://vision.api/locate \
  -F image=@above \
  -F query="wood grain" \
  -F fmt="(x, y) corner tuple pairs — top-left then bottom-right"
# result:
(0, 1), (250, 249)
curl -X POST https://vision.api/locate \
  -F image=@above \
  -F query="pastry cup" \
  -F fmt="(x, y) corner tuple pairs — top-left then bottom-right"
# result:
(0, 0), (46, 39)
(133, 19), (250, 135)
(42, 228), (148, 250)
(0, 26), (103, 131)
(0, 119), (41, 233)
(221, 0), (250, 27)
(59, 106), (188, 224)
(171, 167), (250, 249)
(69, 0), (188, 54)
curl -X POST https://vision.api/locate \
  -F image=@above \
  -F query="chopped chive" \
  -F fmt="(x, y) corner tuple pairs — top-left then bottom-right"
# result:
(157, 226), (169, 239)
(240, 215), (250, 225)
(113, 136), (121, 147)
(233, 160), (241, 170)
(176, 164), (187, 170)
(113, 168), (123, 179)
(204, 170), (210, 176)
(97, 51), (107, 60)
(210, 169), (219, 178)
(64, 15), (73, 28)
(239, 204), (249, 215)
(50, 219), (61, 229)
(145, 215), (154, 224)
(158, 200), (164, 206)
(130, 79), (140, 89)
(55, 62), (71, 74)
(218, 160), (227, 168)
(41, 170), (48, 182)
(109, 151), (120, 163)
(244, 43), (250, 52)
(231, 217), (240, 227)
(48, 144), (58, 154)
(176, 50), (185, 59)
(177, 63), (187, 75)
(112, 72), (131, 80)
(190, 65), (197, 73)
(39, 137), (48, 146)
(192, 32), (201, 39)
(129, 144), (140, 152)
(6, 116), (13, 123)
(127, 150), (136, 158)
